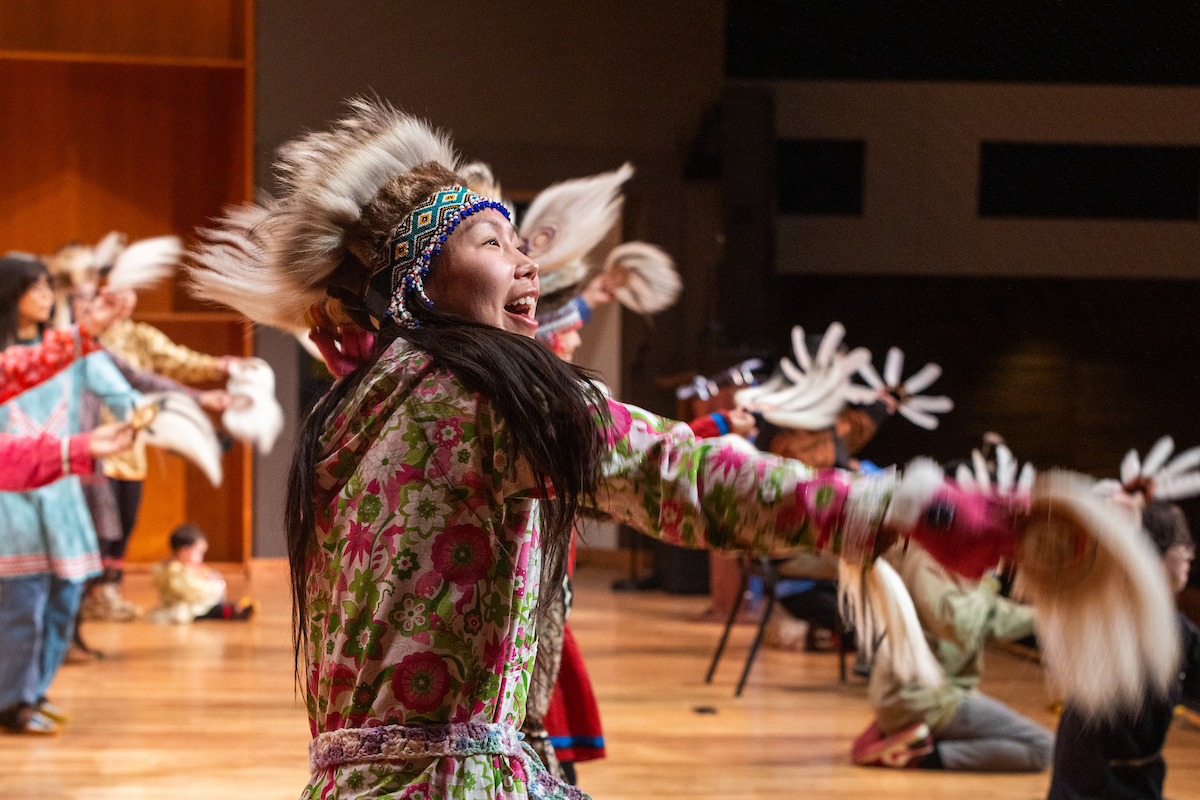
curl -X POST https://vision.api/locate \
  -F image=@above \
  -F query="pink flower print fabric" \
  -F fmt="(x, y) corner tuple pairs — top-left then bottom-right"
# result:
(302, 339), (894, 799)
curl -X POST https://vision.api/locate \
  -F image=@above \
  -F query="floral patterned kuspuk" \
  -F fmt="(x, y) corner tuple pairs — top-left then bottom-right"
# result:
(302, 338), (892, 800)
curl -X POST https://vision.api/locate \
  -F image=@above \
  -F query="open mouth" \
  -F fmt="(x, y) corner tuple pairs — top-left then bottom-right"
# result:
(504, 295), (537, 319)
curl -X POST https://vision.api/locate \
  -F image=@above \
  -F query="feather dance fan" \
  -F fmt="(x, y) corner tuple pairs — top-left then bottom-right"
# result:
(133, 392), (223, 487)
(1016, 470), (1179, 719)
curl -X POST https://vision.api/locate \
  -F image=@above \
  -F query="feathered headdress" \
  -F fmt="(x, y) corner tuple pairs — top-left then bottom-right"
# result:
(1094, 435), (1200, 502)
(854, 346), (953, 430)
(190, 99), (462, 331)
(955, 442), (1036, 500)
(734, 323), (874, 431)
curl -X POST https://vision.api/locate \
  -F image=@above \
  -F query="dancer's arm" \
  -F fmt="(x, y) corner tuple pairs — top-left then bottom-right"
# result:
(0, 422), (134, 491)
(111, 321), (225, 384)
(586, 399), (1019, 573)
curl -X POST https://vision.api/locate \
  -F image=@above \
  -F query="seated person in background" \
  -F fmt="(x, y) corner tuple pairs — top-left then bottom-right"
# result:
(147, 525), (254, 624)
(853, 542), (1054, 771)
(1046, 500), (1199, 800)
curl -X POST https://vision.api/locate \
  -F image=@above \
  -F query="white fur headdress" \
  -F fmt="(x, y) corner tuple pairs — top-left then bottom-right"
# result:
(189, 99), (462, 331)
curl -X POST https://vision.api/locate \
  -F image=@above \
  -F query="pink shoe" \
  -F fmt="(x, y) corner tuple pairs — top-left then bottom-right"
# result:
(852, 720), (934, 768)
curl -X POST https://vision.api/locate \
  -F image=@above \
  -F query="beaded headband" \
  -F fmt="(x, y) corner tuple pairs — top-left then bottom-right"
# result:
(370, 186), (511, 327)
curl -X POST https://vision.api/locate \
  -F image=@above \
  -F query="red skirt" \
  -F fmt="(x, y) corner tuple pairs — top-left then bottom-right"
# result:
(543, 624), (605, 763)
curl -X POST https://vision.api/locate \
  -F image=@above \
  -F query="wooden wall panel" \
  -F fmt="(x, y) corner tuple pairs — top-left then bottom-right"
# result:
(0, 0), (243, 60)
(0, 60), (245, 311)
(1, 1), (255, 565)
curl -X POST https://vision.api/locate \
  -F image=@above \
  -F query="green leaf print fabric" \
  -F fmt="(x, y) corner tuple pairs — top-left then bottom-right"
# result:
(302, 339), (886, 799)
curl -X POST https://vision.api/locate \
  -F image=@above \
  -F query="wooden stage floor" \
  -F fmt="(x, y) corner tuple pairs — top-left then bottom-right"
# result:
(5, 563), (1198, 800)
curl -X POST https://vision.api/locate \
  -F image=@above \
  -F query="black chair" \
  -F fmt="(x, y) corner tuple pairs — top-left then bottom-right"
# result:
(705, 554), (850, 696)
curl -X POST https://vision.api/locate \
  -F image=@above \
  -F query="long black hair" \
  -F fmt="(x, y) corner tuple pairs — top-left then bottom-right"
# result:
(0, 255), (51, 347)
(284, 299), (612, 672)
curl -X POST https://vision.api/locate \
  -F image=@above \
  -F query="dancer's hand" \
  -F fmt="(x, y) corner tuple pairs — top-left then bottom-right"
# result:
(88, 422), (136, 458)
(582, 272), (616, 308)
(198, 389), (238, 411)
(82, 291), (124, 334)
(215, 355), (241, 375)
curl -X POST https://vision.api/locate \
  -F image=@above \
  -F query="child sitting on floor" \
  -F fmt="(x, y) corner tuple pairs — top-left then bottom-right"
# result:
(147, 524), (254, 624)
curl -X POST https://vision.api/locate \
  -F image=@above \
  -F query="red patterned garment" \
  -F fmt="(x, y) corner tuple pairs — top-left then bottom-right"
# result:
(0, 433), (93, 490)
(544, 625), (605, 763)
(0, 326), (101, 405)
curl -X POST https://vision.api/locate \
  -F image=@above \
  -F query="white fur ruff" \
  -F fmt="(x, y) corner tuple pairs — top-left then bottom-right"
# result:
(138, 392), (222, 487)
(1017, 470), (1180, 719)
(223, 357), (285, 455)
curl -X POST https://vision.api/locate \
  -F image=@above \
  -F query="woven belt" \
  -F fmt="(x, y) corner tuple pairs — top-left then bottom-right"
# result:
(309, 722), (524, 773)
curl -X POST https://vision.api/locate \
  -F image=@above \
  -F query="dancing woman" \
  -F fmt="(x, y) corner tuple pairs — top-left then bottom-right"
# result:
(189, 101), (1121, 800)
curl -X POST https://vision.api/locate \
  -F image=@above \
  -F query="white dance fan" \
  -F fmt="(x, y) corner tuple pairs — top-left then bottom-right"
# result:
(855, 347), (953, 430)
(104, 236), (183, 292)
(222, 357), (284, 454)
(602, 241), (681, 314)
(955, 444), (1036, 500)
(519, 163), (633, 296)
(133, 393), (222, 487)
(1016, 470), (1179, 719)
(1095, 435), (1200, 502)
(734, 322), (873, 430)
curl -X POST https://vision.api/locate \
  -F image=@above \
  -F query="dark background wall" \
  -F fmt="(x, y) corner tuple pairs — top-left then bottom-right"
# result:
(251, 2), (1200, 558)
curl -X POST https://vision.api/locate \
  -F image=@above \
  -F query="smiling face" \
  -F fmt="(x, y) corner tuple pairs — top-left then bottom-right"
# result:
(423, 209), (539, 337)
(18, 274), (54, 327)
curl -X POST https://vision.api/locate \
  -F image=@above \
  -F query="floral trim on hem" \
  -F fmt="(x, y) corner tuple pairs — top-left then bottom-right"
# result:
(520, 741), (588, 800)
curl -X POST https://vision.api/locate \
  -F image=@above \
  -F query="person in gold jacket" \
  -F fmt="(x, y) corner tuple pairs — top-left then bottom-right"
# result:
(78, 285), (240, 623)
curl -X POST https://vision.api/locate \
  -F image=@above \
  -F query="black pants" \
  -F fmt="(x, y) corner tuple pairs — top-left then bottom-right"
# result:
(98, 478), (143, 568)
(779, 580), (840, 631)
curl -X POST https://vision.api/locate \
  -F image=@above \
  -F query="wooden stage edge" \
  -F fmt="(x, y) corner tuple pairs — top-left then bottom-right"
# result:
(4, 565), (1198, 800)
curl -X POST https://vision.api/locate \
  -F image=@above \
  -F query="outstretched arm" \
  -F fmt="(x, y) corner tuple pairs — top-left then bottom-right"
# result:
(0, 422), (134, 491)
(590, 399), (1020, 569)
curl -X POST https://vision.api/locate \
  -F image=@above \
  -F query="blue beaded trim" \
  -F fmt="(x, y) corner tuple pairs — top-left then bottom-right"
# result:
(373, 186), (511, 329)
